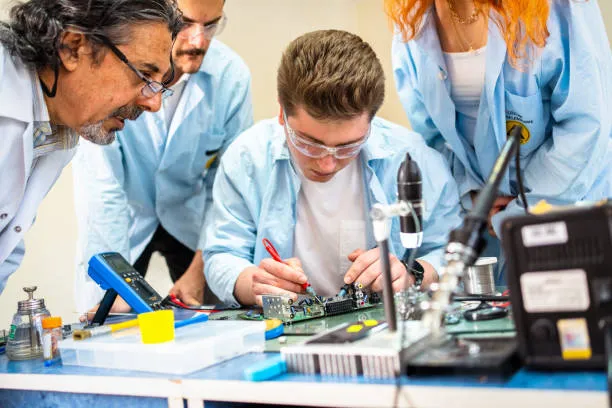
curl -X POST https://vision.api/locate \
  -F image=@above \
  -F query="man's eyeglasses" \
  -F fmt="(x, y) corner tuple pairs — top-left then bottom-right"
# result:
(283, 112), (370, 159)
(99, 36), (174, 99)
(178, 13), (228, 41)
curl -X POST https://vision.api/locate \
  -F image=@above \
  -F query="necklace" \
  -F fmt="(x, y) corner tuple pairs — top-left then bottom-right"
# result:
(447, 0), (480, 25)
(449, 12), (477, 52)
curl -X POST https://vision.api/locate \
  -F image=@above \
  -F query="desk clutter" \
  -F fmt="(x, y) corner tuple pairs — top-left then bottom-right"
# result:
(59, 319), (265, 374)
(3, 202), (612, 399)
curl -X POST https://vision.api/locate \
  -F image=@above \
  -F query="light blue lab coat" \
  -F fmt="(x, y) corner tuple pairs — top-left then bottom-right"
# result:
(203, 117), (463, 306)
(392, 0), (612, 237)
(73, 39), (253, 311)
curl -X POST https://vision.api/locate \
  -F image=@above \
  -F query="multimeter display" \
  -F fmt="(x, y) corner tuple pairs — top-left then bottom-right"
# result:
(103, 253), (134, 274)
(89, 252), (168, 313)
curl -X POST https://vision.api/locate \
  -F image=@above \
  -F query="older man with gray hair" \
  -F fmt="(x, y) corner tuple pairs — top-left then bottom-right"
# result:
(0, 0), (182, 294)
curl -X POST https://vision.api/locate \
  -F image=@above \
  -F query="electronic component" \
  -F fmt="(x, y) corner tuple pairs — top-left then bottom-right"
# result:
(324, 298), (354, 315)
(404, 336), (519, 378)
(503, 201), (612, 369)
(336, 283), (367, 306)
(463, 302), (508, 322)
(262, 296), (295, 320)
(306, 320), (386, 344)
(394, 287), (426, 321)
(261, 283), (380, 323)
(282, 320), (431, 378)
(261, 295), (325, 323)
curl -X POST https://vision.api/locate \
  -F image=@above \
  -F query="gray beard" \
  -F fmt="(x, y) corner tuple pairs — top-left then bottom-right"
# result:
(77, 121), (116, 145)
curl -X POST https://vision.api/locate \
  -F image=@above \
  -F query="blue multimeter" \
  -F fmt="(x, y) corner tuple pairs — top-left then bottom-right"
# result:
(88, 252), (168, 314)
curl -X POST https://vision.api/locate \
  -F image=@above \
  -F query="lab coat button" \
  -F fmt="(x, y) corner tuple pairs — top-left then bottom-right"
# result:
(438, 71), (447, 81)
(14, 226), (21, 233)
(0, 213), (6, 220)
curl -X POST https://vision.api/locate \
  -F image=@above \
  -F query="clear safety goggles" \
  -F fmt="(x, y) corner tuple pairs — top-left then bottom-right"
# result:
(177, 13), (227, 41)
(283, 112), (370, 159)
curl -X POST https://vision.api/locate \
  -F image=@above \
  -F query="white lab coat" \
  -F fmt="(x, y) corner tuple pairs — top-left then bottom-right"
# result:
(0, 45), (76, 293)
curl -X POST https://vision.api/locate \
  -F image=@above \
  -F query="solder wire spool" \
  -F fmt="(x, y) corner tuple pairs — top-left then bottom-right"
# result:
(463, 257), (497, 295)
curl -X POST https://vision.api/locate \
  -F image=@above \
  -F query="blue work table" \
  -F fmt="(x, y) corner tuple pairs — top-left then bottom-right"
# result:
(0, 308), (608, 407)
(0, 350), (607, 408)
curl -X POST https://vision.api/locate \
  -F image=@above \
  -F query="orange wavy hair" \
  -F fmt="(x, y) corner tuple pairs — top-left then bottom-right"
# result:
(385, 0), (550, 67)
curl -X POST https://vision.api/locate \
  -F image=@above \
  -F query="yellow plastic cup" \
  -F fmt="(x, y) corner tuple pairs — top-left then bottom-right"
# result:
(137, 310), (175, 344)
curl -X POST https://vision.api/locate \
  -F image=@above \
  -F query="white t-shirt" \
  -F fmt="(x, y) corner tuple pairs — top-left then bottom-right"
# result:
(443, 46), (487, 144)
(293, 158), (367, 297)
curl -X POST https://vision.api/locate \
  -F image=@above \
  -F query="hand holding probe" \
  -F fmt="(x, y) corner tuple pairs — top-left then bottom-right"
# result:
(262, 238), (321, 301)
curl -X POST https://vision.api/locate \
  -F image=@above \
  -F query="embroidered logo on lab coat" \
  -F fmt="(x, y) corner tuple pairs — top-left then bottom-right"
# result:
(506, 120), (530, 145)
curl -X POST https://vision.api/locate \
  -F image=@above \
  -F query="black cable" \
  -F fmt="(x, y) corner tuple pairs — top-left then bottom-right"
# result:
(601, 319), (612, 408)
(514, 132), (529, 214)
(453, 295), (510, 302)
(446, 329), (515, 336)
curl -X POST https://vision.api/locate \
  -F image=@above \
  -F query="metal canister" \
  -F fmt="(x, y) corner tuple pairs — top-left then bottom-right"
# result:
(6, 287), (51, 360)
(463, 257), (497, 295)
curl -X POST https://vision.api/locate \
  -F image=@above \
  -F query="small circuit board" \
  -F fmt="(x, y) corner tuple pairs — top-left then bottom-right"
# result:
(245, 283), (381, 324)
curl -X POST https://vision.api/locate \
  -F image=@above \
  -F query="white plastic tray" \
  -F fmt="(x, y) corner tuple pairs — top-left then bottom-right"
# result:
(59, 320), (265, 374)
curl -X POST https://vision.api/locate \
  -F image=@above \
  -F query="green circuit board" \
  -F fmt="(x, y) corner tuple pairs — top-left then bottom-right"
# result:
(236, 302), (378, 324)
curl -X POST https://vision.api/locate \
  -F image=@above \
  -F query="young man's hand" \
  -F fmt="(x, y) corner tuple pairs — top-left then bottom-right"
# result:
(344, 248), (412, 293)
(344, 248), (438, 292)
(235, 257), (307, 306)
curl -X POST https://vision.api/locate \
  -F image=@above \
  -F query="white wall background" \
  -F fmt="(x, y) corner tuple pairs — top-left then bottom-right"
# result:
(0, 0), (611, 327)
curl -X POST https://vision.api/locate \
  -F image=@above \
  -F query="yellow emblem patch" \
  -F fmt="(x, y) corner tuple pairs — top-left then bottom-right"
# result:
(506, 120), (530, 145)
(205, 154), (218, 169)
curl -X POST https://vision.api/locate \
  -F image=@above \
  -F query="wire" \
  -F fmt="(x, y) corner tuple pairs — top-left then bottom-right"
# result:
(514, 129), (530, 214)
(163, 295), (224, 313)
(601, 318), (612, 408)
(452, 295), (510, 302)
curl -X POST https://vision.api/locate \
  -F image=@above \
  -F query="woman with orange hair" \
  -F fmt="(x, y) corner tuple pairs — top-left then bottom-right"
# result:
(389, 0), (612, 282)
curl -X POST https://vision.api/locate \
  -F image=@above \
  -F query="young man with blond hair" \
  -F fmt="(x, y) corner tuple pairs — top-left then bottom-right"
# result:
(203, 30), (462, 306)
